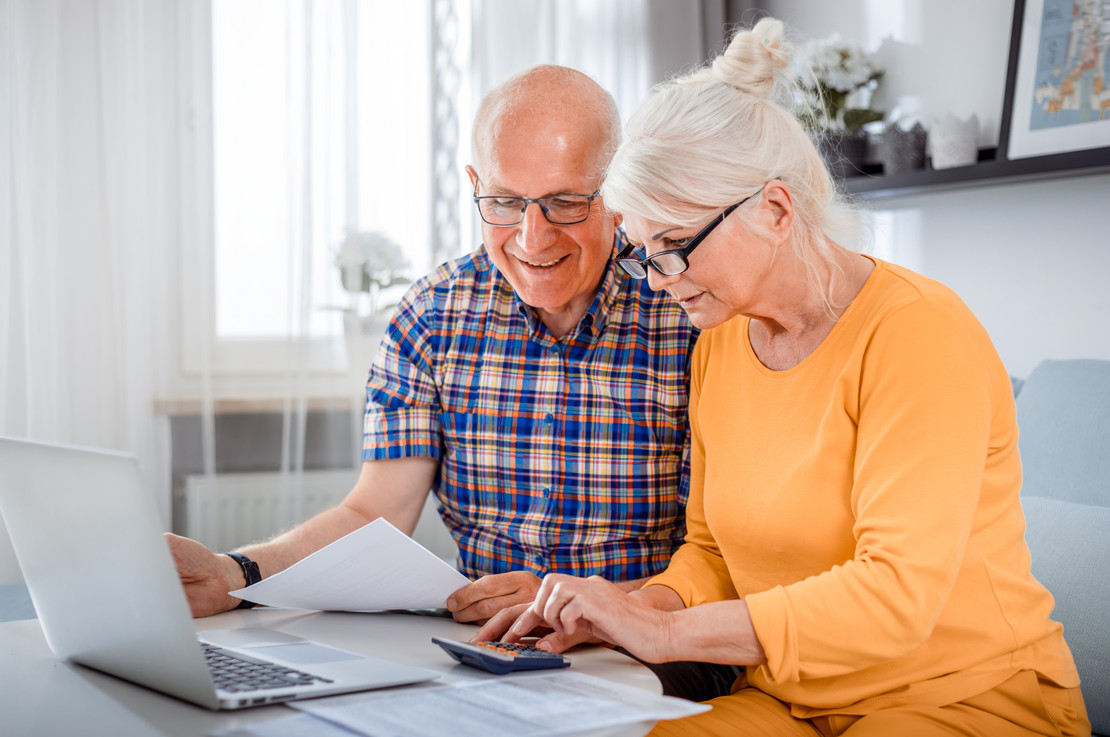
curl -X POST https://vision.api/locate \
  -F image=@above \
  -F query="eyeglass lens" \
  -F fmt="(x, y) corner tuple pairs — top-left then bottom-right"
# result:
(477, 194), (594, 226)
(618, 250), (690, 278)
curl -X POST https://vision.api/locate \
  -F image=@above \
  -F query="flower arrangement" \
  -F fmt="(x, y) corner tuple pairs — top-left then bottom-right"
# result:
(791, 34), (884, 133)
(334, 229), (411, 313)
(335, 229), (410, 291)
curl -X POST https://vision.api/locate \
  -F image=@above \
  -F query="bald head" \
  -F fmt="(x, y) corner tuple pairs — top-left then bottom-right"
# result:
(471, 65), (621, 179)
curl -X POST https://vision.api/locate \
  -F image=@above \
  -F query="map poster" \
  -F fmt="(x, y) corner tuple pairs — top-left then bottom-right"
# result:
(1003, 0), (1110, 159)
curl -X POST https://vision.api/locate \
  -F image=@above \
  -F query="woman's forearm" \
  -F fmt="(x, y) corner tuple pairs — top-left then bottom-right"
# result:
(630, 588), (766, 666)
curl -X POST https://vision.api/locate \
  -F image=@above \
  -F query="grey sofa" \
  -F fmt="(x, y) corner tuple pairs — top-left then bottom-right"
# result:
(1017, 359), (1110, 734)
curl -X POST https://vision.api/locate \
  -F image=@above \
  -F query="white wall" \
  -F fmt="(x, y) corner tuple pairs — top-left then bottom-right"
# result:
(867, 175), (1110, 378)
(764, 0), (1110, 378)
(764, 0), (1012, 148)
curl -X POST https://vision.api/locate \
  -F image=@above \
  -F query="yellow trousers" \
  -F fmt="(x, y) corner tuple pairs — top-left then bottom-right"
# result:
(649, 670), (1090, 737)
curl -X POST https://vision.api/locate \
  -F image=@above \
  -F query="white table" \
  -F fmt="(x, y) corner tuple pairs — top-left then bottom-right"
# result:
(0, 607), (662, 737)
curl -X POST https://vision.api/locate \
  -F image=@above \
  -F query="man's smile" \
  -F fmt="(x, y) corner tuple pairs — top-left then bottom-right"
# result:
(518, 254), (568, 269)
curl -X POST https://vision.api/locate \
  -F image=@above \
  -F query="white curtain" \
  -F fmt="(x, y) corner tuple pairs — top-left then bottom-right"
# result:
(469, 0), (723, 117)
(0, 0), (181, 582)
(0, 1), (733, 585)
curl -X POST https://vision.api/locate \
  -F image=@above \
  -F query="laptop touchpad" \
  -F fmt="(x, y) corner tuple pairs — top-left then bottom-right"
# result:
(246, 642), (365, 665)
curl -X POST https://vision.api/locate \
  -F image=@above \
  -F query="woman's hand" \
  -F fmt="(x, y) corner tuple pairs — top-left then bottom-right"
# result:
(496, 574), (679, 663)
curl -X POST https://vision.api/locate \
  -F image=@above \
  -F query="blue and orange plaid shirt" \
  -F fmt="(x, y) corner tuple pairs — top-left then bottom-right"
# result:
(362, 233), (697, 582)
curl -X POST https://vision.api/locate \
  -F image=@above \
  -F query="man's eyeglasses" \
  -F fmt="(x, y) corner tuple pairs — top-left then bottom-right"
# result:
(473, 188), (601, 226)
(615, 189), (763, 279)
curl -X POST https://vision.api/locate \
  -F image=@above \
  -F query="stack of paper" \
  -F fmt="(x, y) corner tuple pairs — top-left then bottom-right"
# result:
(211, 671), (710, 737)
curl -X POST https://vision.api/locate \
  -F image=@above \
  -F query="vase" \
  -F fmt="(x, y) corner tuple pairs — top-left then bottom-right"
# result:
(815, 130), (869, 179)
(930, 113), (979, 170)
(876, 122), (927, 175)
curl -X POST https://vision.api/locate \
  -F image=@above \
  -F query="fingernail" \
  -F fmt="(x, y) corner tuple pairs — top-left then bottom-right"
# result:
(536, 642), (552, 652)
(446, 598), (456, 610)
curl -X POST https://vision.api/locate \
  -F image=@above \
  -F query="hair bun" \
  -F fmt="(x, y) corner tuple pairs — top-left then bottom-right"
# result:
(708, 17), (791, 100)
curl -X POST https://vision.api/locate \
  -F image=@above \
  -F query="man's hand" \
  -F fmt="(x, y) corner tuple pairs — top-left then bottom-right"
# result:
(164, 533), (246, 618)
(445, 571), (542, 624)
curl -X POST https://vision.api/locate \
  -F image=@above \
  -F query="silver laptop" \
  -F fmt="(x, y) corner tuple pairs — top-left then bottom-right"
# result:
(0, 437), (439, 710)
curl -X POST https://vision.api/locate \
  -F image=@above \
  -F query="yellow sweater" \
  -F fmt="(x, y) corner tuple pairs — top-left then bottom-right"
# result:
(649, 258), (1079, 715)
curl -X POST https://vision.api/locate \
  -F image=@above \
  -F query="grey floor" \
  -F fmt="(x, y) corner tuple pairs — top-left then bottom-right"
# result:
(0, 582), (35, 622)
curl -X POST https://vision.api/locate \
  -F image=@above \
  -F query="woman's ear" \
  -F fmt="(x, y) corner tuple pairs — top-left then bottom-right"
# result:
(761, 180), (795, 246)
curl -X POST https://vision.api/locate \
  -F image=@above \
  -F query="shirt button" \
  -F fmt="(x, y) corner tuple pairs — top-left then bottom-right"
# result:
(542, 487), (551, 498)
(544, 413), (554, 424)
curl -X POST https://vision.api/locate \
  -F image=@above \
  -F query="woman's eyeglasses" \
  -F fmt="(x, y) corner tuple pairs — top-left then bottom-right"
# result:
(616, 189), (762, 279)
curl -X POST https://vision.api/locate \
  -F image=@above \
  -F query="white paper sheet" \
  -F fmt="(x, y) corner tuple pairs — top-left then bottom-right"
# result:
(229, 518), (471, 611)
(208, 713), (354, 737)
(282, 671), (709, 737)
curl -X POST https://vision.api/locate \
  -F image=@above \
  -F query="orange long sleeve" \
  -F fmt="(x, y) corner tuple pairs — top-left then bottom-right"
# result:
(649, 258), (1080, 714)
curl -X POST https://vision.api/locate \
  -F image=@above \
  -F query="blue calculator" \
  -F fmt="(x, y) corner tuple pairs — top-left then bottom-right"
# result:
(432, 637), (571, 675)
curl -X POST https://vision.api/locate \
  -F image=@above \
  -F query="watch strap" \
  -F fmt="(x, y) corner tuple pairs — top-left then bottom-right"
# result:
(225, 551), (261, 609)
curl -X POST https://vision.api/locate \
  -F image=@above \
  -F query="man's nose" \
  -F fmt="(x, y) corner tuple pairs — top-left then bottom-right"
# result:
(516, 202), (559, 250)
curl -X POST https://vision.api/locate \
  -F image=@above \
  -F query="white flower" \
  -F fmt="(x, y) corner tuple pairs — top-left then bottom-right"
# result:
(791, 34), (883, 131)
(334, 229), (411, 293)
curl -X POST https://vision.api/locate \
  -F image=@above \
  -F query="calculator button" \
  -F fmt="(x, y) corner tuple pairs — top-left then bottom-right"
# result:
(431, 637), (571, 675)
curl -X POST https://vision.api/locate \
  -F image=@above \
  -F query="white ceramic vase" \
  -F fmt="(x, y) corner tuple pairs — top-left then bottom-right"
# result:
(930, 113), (979, 170)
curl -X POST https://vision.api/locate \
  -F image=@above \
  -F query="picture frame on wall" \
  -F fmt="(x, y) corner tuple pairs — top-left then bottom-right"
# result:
(997, 0), (1110, 161)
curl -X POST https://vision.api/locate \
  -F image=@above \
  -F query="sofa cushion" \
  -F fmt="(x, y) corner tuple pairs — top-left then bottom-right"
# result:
(1021, 493), (1110, 733)
(1016, 359), (1110, 507)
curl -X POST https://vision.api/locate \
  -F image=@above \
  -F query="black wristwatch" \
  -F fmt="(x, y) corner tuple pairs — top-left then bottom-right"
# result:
(225, 552), (261, 609)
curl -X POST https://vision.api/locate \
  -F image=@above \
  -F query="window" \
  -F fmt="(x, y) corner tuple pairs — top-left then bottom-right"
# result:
(185, 0), (445, 381)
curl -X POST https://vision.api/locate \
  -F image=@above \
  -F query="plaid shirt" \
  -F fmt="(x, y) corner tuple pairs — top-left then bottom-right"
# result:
(363, 234), (697, 582)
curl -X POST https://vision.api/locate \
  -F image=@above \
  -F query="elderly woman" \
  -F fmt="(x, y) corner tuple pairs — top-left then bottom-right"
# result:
(477, 17), (1089, 737)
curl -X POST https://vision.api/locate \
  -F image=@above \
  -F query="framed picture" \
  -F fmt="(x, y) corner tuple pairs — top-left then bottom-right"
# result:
(998, 0), (1110, 161)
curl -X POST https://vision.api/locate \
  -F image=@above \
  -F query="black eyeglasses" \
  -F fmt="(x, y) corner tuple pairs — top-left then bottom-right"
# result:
(473, 186), (601, 226)
(616, 189), (763, 279)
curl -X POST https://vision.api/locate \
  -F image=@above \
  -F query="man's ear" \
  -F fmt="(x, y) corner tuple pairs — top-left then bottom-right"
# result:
(465, 165), (479, 191)
(761, 180), (795, 245)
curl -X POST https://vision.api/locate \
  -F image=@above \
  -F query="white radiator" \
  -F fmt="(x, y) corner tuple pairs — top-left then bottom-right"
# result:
(184, 469), (357, 553)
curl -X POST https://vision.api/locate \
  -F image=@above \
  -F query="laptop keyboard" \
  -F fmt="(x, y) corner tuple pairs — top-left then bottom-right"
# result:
(200, 642), (334, 693)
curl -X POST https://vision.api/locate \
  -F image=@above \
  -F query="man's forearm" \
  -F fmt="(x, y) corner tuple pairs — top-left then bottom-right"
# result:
(231, 503), (373, 582)
(227, 457), (438, 586)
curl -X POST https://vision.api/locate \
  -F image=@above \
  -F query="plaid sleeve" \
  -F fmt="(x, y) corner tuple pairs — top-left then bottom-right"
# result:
(361, 276), (443, 461)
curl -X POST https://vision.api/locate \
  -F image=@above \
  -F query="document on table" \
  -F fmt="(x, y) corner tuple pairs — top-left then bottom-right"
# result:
(209, 671), (709, 737)
(228, 518), (470, 611)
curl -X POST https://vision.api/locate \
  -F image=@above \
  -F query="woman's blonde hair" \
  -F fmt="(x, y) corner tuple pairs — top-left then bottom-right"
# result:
(602, 18), (863, 307)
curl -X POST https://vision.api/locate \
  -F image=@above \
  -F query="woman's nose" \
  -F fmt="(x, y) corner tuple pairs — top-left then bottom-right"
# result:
(646, 267), (679, 292)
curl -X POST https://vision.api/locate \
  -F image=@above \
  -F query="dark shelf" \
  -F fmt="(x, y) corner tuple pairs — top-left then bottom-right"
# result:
(840, 146), (1110, 200)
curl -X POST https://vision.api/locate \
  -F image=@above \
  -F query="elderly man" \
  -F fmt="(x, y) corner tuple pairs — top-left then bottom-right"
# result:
(169, 65), (733, 697)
